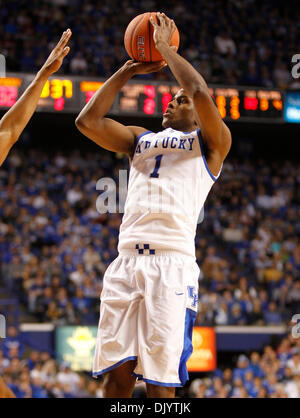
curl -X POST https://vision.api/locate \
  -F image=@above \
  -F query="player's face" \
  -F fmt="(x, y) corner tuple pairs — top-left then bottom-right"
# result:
(162, 89), (197, 131)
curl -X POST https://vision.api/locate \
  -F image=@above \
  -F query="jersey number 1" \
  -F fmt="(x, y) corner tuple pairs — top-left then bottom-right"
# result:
(150, 154), (163, 178)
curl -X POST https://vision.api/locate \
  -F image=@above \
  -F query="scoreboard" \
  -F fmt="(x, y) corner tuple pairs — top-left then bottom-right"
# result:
(0, 73), (284, 123)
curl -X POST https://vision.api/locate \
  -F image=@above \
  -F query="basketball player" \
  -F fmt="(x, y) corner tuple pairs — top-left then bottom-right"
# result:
(0, 29), (72, 398)
(76, 12), (231, 398)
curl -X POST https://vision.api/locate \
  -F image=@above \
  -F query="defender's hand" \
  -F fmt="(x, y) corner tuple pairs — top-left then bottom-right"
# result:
(40, 29), (72, 77)
(150, 12), (175, 49)
(123, 59), (167, 75)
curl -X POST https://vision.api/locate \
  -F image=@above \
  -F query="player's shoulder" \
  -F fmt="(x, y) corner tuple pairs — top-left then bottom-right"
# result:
(127, 126), (150, 139)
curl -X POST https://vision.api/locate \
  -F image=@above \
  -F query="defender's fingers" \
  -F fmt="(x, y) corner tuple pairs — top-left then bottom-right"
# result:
(61, 46), (70, 57)
(56, 29), (72, 49)
(57, 30), (68, 47)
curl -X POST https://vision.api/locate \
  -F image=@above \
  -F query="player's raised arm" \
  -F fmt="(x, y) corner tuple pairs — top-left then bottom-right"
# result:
(150, 13), (231, 176)
(0, 29), (72, 167)
(75, 60), (166, 156)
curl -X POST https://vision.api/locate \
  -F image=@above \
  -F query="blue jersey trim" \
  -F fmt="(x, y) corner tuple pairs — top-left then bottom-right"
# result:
(178, 308), (197, 386)
(196, 128), (218, 182)
(134, 131), (153, 153)
(92, 356), (137, 378)
(137, 130), (153, 141)
(132, 372), (183, 387)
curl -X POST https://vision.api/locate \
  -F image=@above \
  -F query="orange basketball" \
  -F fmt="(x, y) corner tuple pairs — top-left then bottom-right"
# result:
(124, 12), (180, 62)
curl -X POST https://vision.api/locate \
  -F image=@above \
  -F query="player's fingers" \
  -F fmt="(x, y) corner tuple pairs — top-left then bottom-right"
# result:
(155, 60), (166, 67)
(157, 12), (165, 27)
(161, 12), (171, 25)
(150, 60), (166, 71)
(158, 62), (168, 70)
(149, 15), (158, 28)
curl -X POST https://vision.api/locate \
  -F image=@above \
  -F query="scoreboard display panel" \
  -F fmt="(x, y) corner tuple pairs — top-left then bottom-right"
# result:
(0, 73), (284, 123)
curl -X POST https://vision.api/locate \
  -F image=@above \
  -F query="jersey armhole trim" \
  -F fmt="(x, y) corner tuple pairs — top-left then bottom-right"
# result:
(196, 128), (222, 182)
(133, 130), (153, 154)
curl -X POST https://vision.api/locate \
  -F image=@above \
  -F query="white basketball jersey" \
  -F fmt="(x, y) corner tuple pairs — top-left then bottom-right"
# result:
(118, 127), (221, 258)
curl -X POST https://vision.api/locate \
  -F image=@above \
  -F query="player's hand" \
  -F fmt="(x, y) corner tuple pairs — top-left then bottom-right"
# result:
(123, 59), (167, 75)
(150, 12), (175, 49)
(39, 29), (72, 77)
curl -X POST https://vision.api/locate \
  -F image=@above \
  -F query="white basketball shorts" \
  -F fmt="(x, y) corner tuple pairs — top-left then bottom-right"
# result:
(92, 249), (199, 387)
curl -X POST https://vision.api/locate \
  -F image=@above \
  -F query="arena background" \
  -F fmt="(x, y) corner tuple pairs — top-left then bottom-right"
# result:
(1, 0), (300, 399)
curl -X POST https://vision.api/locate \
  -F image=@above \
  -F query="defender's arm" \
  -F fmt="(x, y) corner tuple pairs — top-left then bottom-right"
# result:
(0, 29), (72, 166)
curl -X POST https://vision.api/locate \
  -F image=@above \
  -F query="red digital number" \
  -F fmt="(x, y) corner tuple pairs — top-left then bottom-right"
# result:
(85, 91), (95, 104)
(54, 98), (65, 111)
(0, 86), (18, 107)
(143, 85), (155, 115)
(162, 92), (172, 114)
(244, 97), (258, 111)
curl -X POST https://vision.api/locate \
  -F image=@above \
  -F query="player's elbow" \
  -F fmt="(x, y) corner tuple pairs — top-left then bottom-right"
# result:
(193, 86), (210, 101)
(75, 114), (86, 130)
(75, 114), (93, 137)
(2, 131), (19, 147)
(0, 122), (19, 145)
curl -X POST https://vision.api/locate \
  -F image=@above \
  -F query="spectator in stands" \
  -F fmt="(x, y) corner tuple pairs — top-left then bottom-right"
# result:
(286, 352), (300, 376)
(69, 52), (88, 75)
(263, 301), (283, 325)
(2, 326), (24, 358)
(44, 300), (63, 323)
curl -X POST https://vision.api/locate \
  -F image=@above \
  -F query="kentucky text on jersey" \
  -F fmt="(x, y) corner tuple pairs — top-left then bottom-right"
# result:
(136, 136), (195, 153)
(118, 128), (221, 258)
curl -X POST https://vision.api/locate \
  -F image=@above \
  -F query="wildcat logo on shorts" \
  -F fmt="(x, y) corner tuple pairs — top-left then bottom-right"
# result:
(188, 286), (198, 308)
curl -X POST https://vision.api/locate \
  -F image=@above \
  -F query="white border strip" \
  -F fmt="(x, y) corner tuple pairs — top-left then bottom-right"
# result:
(20, 323), (55, 332)
(215, 326), (287, 334)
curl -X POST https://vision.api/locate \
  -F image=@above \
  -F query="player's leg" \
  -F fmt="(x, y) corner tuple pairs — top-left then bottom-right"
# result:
(0, 377), (15, 398)
(93, 255), (140, 397)
(146, 383), (175, 398)
(103, 359), (137, 398)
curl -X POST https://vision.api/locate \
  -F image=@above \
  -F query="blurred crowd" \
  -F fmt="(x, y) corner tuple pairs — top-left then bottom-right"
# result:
(0, 148), (123, 325)
(1, 149), (299, 326)
(1, 325), (300, 397)
(188, 335), (300, 398)
(1, 0), (299, 88)
(195, 158), (300, 327)
(0, 326), (104, 398)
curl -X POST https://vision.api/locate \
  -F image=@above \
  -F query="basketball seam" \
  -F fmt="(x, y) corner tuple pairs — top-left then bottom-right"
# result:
(131, 14), (145, 61)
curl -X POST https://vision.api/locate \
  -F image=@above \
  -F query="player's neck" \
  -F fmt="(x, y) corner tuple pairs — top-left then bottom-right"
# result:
(168, 123), (197, 133)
